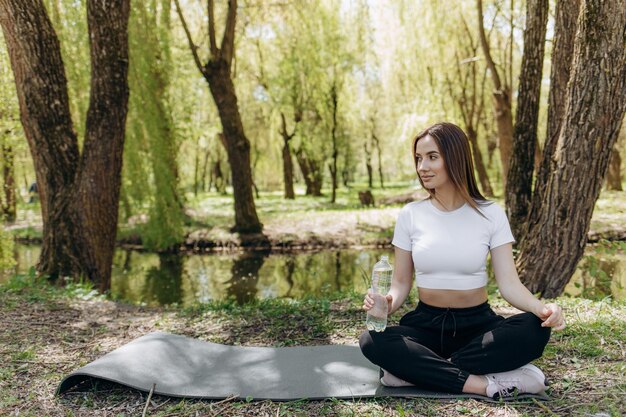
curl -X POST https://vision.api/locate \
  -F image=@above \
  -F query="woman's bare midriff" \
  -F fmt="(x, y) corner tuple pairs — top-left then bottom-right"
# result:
(418, 287), (488, 308)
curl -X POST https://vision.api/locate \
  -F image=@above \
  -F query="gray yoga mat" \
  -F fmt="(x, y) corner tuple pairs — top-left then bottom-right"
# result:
(57, 332), (549, 402)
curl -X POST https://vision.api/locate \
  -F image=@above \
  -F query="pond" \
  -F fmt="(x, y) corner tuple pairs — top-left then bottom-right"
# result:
(4, 244), (625, 305)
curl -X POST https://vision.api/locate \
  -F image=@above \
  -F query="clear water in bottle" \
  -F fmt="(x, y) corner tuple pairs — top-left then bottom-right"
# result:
(366, 255), (393, 332)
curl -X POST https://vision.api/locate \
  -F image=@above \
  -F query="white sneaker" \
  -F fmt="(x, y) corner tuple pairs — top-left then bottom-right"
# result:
(485, 364), (547, 399)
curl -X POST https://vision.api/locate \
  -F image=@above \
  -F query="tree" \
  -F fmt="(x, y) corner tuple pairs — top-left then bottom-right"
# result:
(174, 0), (263, 234)
(531, 0), (581, 215)
(279, 112), (296, 199)
(505, 0), (549, 240)
(477, 0), (516, 187)
(125, 0), (185, 250)
(517, 0), (626, 297)
(443, 15), (494, 197)
(0, 0), (130, 291)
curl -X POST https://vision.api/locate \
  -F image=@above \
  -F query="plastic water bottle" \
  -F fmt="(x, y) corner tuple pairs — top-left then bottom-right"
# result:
(366, 255), (393, 332)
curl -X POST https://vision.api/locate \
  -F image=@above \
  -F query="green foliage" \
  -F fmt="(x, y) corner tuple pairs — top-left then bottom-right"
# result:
(0, 220), (15, 273)
(45, 0), (90, 139)
(123, 0), (185, 250)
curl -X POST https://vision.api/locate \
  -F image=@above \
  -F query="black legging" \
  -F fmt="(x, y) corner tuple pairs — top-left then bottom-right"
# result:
(359, 301), (551, 393)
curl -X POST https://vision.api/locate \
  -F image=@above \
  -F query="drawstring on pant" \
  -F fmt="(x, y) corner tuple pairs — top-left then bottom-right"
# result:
(438, 308), (457, 354)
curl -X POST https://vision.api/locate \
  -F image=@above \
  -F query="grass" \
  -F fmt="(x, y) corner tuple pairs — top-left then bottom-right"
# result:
(1, 273), (625, 416)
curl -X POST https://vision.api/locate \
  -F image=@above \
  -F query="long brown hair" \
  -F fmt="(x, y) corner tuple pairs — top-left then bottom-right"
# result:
(412, 122), (488, 211)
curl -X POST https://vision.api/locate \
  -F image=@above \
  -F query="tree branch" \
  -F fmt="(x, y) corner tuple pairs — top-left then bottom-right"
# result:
(477, 0), (503, 90)
(173, 0), (205, 74)
(221, 0), (237, 66)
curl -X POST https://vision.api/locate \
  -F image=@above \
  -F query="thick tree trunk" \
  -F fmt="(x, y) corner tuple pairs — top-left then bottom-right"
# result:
(467, 126), (494, 197)
(1, 141), (16, 222)
(279, 112), (295, 199)
(505, 0), (549, 241)
(517, 0), (626, 298)
(0, 0), (130, 291)
(0, 0), (82, 278)
(204, 63), (262, 233)
(75, 0), (130, 290)
(532, 0), (581, 213)
(606, 146), (623, 191)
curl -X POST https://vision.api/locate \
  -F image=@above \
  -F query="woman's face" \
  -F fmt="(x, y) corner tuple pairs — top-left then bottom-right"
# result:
(414, 135), (449, 190)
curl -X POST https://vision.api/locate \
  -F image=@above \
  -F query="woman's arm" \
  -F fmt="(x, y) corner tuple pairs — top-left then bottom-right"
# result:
(491, 243), (566, 330)
(387, 247), (414, 314)
(362, 247), (414, 315)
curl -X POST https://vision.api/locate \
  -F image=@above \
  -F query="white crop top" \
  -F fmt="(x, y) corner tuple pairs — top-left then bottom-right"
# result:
(391, 199), (515, 290)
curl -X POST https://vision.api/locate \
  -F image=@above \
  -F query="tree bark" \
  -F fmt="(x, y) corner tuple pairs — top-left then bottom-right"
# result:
(517, 0), (626, 298)
(505, 0), (549, 241)
(0, 0), (130, 291)
(76, 0), (130, 289)
(606, 145), (623, 191)
(279, 112), (295, 199)
(532, 0), (581, 214)
(0, 0), (81, 278)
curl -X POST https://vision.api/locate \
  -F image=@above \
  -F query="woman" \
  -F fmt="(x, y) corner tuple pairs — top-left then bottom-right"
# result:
(360, 122), (565, 399)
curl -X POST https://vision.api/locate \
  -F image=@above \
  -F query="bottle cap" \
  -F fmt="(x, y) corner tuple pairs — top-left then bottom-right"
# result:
(381, 255), (389, 261)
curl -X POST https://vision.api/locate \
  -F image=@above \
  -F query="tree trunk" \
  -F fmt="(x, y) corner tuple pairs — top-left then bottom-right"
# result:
(329, 85), (339, 204)
(280, 112), (295, 199)
(372, 132), (384, 189)
(0, 0), (130, 291)
(532, 0), (581, 213)
(364, 142), (373, 189)
(1, 141), (16, 222)
(477, 0), (514, 187)
(505, 0), (549, 241)
(204, 64), (262, 233)
(194, 136), (200, 196)
(295, 148), (323, 196)
(1, 0), (82, 278)
(517, 0), (626, 298)
(467, 127), (494, 197)
(72, 0), (130, 291)
(174, 0), (263, 235)
(606, 145), (623, 191)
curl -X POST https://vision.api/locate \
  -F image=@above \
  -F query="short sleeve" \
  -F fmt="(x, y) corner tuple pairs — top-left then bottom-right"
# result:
(391, 206), (412, 251)
(489, 203), (515, 249)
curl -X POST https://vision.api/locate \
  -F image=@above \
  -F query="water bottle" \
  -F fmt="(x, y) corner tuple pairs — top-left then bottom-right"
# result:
(366, 255), (393, 332)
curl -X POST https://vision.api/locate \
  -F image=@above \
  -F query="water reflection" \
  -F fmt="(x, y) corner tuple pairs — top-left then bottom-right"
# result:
(227, 251), (269, 304)
(4, 244), (625, 305)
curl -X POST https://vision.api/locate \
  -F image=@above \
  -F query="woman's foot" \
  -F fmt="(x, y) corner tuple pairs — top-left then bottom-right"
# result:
(484, 364), (547, 399)
(380, 370), (414, 387)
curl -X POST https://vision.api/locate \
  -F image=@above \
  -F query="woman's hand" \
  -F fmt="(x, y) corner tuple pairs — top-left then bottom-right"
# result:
(538, 303), (566, 331)
(363, 289), (393, 314)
